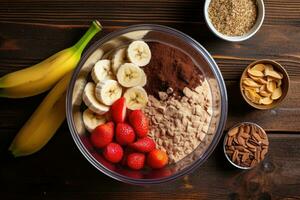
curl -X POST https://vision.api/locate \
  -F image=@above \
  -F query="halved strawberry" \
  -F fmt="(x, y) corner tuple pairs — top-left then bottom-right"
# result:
(111, 97), (126, 123)
(128, 110), (149, 138)
(90, 122), (114, 148)
(129, 137), (156, 153)
(116, 123), (136, 145)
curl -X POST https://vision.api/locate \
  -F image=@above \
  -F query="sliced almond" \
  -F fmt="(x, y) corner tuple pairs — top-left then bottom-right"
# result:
(228, 127), (239, 137)
(259, 97), (273, 105)
(264, 64), (274, 73)
(276, 79), (282, 87)
(259, 90), (271, 97)
(247, 89), (262, 104)
(243, 78), (262, 88)
(259, 85), (271, 97)
(265, 70), (283, 80)
(252, 64), (265, 72)
(227, 136), (233, 146)
(266, 81), (276, 93)
(249, 75), (268, 85)
(247, 68), (264, 77)
(261, 148), (268, 160)
(267, 76), (275, 82)
(271, 87), (282, 100)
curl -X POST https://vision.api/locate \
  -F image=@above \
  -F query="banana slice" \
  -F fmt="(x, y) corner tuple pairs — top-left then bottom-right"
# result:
(123, 86), (148, 110)
(127, 41), (151, 67)
(112, 47), (127, 74)
(83, 108), (107, 133)
(116, 63), (143, 87)
(82, 82), (110, 115)
(73, 107), (86, 135)
(95, 80), (122, 106)
(138, 69), (147, 87)
(72, 76), (87, 106)
(123, 30), (150, 40)
(91, 59), (114, 83)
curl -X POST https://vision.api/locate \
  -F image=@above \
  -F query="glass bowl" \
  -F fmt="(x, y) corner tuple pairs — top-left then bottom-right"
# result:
(66, 24), (228, 185)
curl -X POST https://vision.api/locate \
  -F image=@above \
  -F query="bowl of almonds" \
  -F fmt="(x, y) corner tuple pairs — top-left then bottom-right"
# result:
(240, 59), (290, 109)
(224, 122), (269, 169)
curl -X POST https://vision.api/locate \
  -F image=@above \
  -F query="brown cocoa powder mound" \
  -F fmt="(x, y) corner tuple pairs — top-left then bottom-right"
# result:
(143, 42), (203, 97)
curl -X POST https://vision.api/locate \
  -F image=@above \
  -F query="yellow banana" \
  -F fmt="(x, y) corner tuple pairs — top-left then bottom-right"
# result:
(9, 73), (71, 157)
(0, 20), (102, 98)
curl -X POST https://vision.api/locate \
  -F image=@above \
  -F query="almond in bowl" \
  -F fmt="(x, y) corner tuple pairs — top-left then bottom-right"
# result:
(240, 59), (290, 109)
(224, 122), (269, 169)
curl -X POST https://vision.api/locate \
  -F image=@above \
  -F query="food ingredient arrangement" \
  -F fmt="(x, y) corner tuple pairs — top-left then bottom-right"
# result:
(81, 40), (168, 169)
(0, 0), (290, 182)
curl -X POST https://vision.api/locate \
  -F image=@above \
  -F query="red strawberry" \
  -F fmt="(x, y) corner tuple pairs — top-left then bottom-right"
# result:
(129, 137), (156, 153)
(147, 149), (168, 169)
(129, 110), (149, 138)
(103, 143), (124, 163)
(116, 123), (136, 145)
(90, 122), (114, 148)
(121, 147), (134, 166)
(127, 152), (145, 170)
(111, 97), (126, 123)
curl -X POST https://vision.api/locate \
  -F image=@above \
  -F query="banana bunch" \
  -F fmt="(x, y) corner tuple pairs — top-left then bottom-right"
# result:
(0, 20), (102, 98)
(7, 20), (102, 157)
(82, 40), (151, 132)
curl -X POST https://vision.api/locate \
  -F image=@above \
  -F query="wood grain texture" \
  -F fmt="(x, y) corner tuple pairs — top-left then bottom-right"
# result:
(0, 0), (300, 199)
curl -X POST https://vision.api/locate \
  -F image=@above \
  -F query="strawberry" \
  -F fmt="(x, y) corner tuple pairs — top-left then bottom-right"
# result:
(129, 137), (156, 153)
(121, 147), (134, 166)
(129, 110), (149, 138)
(103, 143), (124, 163)
(116, 123), (136, 145)
(111, 97), (126, 123)
(127, 152), (145, 170)
(147, 149), (168, 169)
(90, 122), (114, 148)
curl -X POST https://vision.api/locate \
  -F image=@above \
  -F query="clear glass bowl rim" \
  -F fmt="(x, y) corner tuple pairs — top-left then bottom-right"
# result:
(66, 24), (228, 185)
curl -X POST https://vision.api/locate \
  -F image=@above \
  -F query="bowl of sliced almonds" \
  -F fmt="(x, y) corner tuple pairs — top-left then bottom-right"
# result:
(240, 59), (290, 109)
(224, 122), (269, 169)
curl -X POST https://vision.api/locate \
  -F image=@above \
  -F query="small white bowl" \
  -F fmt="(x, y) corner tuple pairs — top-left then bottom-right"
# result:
(204, 0), (265, 42)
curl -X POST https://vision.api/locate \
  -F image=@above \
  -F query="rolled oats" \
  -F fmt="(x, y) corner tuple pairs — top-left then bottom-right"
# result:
(143, 79), (213, 163)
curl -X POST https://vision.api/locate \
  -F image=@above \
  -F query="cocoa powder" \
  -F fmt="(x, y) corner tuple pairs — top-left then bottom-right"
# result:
(143, 42), (203, 97)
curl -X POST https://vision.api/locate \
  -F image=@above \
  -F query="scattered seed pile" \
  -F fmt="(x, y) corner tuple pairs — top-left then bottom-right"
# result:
(143, 80), (213, 163)
(208, 0), (258, 36)
(225, 123), (269, 168)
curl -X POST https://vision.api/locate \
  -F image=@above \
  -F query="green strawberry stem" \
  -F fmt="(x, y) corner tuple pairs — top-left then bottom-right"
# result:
(73, 20), (102, 53)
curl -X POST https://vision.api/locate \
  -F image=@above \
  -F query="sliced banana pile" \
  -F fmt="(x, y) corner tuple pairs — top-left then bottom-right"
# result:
(81, 40), (151, 132)
(242, 63), (283, 105)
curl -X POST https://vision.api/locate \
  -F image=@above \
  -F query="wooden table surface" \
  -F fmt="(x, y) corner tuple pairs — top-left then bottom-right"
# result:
(0, 0), (300, 199)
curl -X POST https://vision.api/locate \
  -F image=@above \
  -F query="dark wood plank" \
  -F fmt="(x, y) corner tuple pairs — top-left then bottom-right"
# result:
(0, 0), (299, 25)
(1, 126), (300, 199)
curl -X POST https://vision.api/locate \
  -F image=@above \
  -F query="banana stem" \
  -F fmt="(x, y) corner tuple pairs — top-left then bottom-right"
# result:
(73, 20), (102, 53)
